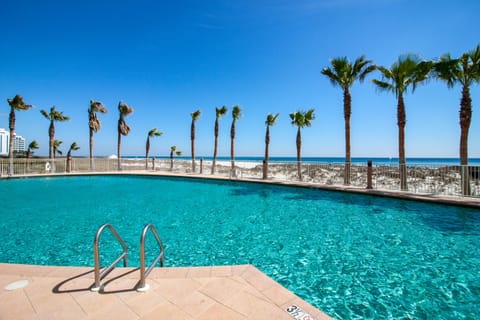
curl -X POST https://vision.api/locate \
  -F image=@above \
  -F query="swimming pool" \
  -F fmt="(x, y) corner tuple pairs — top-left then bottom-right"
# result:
(0, 175), (479, 319)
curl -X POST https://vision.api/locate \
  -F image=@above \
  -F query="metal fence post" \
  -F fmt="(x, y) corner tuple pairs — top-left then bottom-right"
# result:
(367, 160), (373, 189)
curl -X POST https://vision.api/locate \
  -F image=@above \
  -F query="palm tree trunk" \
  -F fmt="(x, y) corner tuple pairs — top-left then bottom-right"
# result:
(212, 119), (219, 174)
(230, 121), (235, 177)
(89, 128), (94, 171)
(26, 150), (31, 173)
(397, 94), (407, 191)
(344, 88), (351, 185)
(191, 121), (195, 172)
(296, 127), (302, 181)
(8, 108), (15, 176)
(49, 122), (54, 159)
(459, 84), (472, 195)
(49, 121), (56, 173)
(145, 137), (150, 170)
(170, 151), (174, 170)
(117, 131), (121, 171)
(263, 126), (270, 179)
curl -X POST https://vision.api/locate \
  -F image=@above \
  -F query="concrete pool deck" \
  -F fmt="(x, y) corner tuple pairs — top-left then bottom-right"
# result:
(0, 263), (331, 319)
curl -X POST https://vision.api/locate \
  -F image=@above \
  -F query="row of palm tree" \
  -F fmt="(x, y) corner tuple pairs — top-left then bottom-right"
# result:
(322, 44), (479, 195)
(4, 45), (479, 195)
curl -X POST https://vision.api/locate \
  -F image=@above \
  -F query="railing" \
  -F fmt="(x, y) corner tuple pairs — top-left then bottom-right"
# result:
(1, 157), (480, 198)
(137, 223), (164, 291)
(92, 224), (128, 292)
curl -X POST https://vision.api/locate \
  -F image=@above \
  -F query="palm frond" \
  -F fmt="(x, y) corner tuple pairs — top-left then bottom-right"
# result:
(119, 120), (131, 136)
(371, 79), (393, 92)
(290, 110), (315, 128)
(90, 99), (107, 114)
(232, 105), (242, 120)
(216, 106), (228, 118)
(191, 109), (201, 120)
(89, 115), (101, 132)
(435, 53), (462, 88)
(40, 109), (49, 119)
(321, 66), (341, 88)
(53, 140), (63, 155)
(118, 101), (134, 116)
(28, 140), (39, 150)
(148, 128), (163, 137)
(265, 113), (279, 126)
(69, 142), (80, 151)
(323, 55), (374, 88)
(7, 94), (33, 111)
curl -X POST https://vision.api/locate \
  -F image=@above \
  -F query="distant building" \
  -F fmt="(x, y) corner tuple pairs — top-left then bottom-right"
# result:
(0, 128), (8, 156)
(13, 135), (26, 152)
(0, 128), (26, 155)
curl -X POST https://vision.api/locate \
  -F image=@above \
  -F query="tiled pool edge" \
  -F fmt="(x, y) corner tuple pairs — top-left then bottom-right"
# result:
(0, 263), (332, 319)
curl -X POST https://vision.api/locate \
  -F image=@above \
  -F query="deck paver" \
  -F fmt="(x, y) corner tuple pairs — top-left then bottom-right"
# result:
(0, 263), (332, 319)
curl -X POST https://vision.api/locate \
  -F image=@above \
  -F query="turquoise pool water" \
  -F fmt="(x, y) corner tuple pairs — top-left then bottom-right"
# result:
(0, 175), (479, 319)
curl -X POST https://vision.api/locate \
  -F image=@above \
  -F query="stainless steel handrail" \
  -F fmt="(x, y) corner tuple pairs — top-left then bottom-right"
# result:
(137, 223), (164, 291)
(91, 224), (128, 291)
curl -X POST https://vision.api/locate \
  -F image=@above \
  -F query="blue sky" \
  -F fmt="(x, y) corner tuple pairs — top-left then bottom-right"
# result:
(1, 0), (479, 158)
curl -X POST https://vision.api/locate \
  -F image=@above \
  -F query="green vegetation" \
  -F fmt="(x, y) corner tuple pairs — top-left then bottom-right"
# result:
(211, 106), (228, 175)
(322, 55), (375, 185)
(289, 109), (315, 181)
(88, 100), (107, 171)
(190, 109), (201, 172)
(145, 128), (163, 170)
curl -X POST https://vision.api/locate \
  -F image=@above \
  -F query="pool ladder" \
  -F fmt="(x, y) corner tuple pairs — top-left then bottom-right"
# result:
(91, 223), (164, 292)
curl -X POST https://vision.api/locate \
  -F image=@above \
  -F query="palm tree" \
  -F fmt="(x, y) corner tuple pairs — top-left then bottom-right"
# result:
(289, 109), (315, 181)
(170, 146), (182, 170)
(88, 99), (107, 171)
(26, 140), (39, 160)
(26, 140), (39, 172)
(53, 140), (63, 159)
(190, 109), (201, 172)
(117, 102), (133, 170)
(211, 106), (228, 174)
(230, 105), (242, 176)
(40, 106), (70, 172)
(434, 44), (480, 196)
(145, 128), (162, 170)
(372, 54), (432, 191)
(321, 55), (375, 185)
(66, 142), (80, 173)
(7, 95), (33, 176)
(263, 113), (279, 179)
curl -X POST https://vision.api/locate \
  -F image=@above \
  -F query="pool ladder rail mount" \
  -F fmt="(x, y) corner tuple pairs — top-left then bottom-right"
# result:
(91, 223), (164, 292)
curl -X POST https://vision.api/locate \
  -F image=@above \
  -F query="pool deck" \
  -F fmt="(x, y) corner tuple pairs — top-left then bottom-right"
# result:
(0, 263), (331, 320)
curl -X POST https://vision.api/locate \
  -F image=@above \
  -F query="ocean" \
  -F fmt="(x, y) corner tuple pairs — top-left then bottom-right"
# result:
(125, 156), (480, 167)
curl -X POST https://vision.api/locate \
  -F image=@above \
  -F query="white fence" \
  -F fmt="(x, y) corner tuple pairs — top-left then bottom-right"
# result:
(1, 158), (479, 198)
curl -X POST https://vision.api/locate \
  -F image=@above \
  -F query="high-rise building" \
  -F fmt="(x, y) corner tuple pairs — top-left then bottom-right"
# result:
(13, 135), (26, 152)
(0, 128), (8, 156)
(0, 128), (26, 155)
